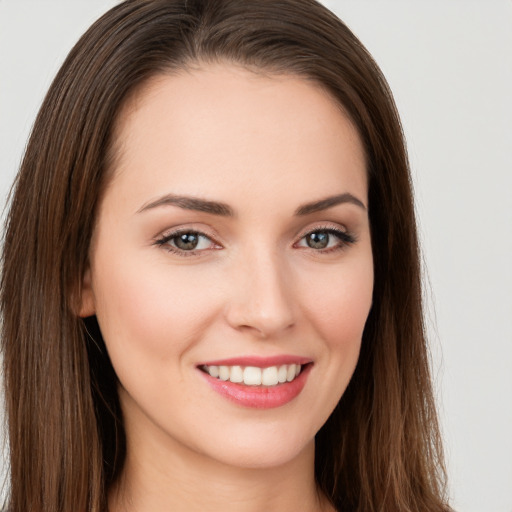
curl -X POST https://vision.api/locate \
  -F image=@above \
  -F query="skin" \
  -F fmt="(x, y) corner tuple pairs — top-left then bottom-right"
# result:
(80, 63), (373, 512)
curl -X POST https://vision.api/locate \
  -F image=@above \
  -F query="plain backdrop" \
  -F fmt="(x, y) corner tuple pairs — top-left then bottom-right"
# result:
(1, 1), (511, 511)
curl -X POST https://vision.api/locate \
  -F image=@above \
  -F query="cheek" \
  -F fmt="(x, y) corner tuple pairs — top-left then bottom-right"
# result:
(90, 250), (223, 366)
(298, 256), (374, 350)
(291, 253), (373, 432)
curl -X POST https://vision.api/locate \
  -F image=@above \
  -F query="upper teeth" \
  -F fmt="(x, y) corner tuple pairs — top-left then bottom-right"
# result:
(204, 364), (302, 386)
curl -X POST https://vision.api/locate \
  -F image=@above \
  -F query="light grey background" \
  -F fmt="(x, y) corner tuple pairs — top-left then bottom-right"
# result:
(1, 1), (511, 510)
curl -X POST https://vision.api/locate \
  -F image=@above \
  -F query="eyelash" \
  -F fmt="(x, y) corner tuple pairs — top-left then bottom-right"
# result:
(154, 226), (356, 256)
(154, 229), (220, 257)
(295, 226), (356, 253)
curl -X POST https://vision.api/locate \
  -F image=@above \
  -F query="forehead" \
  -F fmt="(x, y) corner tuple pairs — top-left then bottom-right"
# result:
(105, 63), (367, 213)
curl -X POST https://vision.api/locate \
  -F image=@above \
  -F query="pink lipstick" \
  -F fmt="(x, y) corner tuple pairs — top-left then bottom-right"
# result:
(197, 355), (313, 409)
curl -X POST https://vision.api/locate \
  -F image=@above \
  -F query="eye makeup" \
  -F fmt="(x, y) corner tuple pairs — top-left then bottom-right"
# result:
(294, 225), (356, 254)
(153, 228), (222, 256)
(153, 222), (357, 258)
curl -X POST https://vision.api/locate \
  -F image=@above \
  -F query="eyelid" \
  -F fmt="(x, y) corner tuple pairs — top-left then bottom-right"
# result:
(295, 222), (350, 240)
(293, 223), (356, 251)
(153, 226), (223, 255)
(152, 222), (356, 257)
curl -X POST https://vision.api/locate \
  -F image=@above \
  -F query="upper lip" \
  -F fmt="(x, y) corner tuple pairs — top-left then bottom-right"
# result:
(198, 355), (313, 368)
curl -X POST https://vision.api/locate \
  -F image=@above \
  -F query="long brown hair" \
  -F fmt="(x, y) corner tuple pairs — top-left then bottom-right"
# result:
(1, 1), (451, 510)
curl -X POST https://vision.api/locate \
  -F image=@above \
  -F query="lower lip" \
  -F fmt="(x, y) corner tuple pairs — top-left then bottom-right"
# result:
(199, 364), (312, 409)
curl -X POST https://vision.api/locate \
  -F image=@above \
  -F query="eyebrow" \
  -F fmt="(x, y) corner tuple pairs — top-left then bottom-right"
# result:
(137, 192), (366, 217)
(294, 193), (367, 215)
(137, 194), (234, 216)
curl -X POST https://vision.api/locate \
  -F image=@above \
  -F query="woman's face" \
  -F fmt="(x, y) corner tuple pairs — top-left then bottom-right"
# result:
(80, 64), (373, 470)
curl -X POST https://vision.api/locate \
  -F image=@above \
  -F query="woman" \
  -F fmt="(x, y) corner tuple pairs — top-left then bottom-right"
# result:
(0, 0), (452, 511)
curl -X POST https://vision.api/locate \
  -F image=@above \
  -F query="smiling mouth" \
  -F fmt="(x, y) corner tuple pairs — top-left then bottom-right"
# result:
(200, 363), (308, 387)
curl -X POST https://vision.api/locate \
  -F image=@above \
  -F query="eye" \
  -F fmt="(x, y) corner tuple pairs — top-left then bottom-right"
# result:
(155, 230), (219, 254)
(296, 228), (355, 252)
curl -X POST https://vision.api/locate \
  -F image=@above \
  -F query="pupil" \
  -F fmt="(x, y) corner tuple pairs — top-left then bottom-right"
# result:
(175, 233), (199, 250)
(307, 231), (329, 249)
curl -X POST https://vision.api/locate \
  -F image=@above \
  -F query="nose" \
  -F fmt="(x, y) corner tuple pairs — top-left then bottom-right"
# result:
(224, 249), (296, 339)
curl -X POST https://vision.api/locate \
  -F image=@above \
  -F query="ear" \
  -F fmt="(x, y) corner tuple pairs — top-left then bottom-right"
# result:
(77, 266), (96, 318)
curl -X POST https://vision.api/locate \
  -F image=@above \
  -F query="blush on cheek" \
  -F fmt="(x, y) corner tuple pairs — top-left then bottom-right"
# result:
(305, 269), (373, 343)
(95, 258), (225, 363)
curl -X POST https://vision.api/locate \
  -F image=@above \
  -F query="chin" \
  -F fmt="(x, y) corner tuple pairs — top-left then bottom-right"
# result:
(212, 439), (314, 471)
